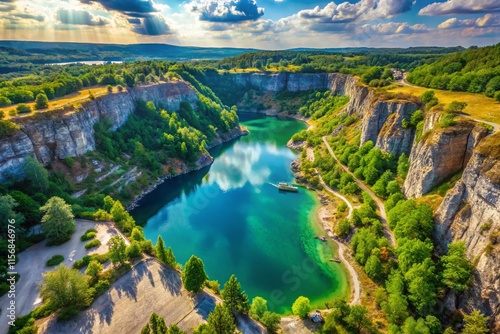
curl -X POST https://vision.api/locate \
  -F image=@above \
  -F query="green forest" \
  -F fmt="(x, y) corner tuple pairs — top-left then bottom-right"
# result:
(407, 43), (500, 98)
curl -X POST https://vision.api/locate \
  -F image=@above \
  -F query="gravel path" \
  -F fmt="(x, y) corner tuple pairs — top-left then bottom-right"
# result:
(0, 220), (124, 334)
(315, 172), (360, 306)
(322, 136), (396, 247)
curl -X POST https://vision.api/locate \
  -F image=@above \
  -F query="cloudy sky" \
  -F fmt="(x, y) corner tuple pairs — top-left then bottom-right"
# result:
(0, 0), (499, 49)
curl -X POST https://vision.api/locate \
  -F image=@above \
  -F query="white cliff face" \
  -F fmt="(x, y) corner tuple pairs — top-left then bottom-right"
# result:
(434, 132), (500, 330)
(0, 81), (199, 181)
(402, 122), (488, 198)
(359, 101), (419, 156)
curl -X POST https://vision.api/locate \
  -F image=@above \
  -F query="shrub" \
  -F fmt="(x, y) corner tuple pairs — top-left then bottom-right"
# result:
(16, 103), (32, 114)
(57, 306), (79, 321)
(439, 113), (456, 128)
(117, 85), (124, 92)
(80, 231), (97, 241)
(206, 280), (220, 294)
(46, 255), (64, 267)
(0, 120), (20, 136)
(35, 93), (49, 110)
(85, 239), (101, 249)
(107, 85), (113, 93)
(0, 110), (4, 119)
(0, 95), (11, 107)
(8, 109), (17, 116)
(65, 156), (75, 168)
(93, 209), (112, 221)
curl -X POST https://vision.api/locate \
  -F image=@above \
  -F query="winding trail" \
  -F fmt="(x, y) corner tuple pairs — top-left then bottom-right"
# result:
(321, 136), (396, 247)
(306, 148), (360, 306)
(315, 171), (360, 306)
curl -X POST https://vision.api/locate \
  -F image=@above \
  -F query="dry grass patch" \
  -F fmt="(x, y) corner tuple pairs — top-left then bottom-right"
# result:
(388, 84), (500, 125)
(2, 86), (122, 120)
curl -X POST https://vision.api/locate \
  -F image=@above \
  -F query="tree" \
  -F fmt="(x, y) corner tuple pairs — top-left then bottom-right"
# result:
(345, 305), (371, 333)
(365, 253), (384, 281)
(117, 85), (124, 92)
(126, 241), (142, 259)
(107, 85), (113, 93)
(16, 103), (32, 114)
(131, 227), (145, 241)
(206, 305), (235, 334)
(462, 310), (489, 334)
(397, 153), (410, 179)
(182, 255), (208, 294)
(336, 219), (351, 238)
(24, 156), (49, 192)
(261, 311), (281, 333)
(221, 274), (249, 313)
(441, 242), (473, 292)
(0, 195), (25, 237)
(39, 265), (90, 309)
(249, 296), (268, 319)
(141, 312), (168, 334)
(292, 296), (310, 318)
(404, 259), (437, 316)
(35, 93), (49, 110)
(107, 235), (127, 266)
(40, 197), (75, 244)
(156, 236), (176, 267)
(85, 260), (103, 278)
(110, 200), (135, 233)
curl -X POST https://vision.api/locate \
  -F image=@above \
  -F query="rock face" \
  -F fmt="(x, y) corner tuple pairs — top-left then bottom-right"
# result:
(434, 132), (500, 330)
(360, 100), (419, 156)
(403, 121), (488, 198)
(0, 81), (199, 181)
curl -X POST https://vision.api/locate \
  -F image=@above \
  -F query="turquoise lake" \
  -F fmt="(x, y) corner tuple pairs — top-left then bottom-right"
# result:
(131, 113), (348, 313)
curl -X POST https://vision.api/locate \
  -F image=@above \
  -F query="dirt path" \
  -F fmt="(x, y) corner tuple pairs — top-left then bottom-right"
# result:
(315, 171), (360, 306)
(321, 136), (396, 247)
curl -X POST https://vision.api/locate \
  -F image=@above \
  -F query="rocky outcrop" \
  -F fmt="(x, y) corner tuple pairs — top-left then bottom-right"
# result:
(211, 72), (372, 117)
(434, 132), (500, 330)
(0, 81), (200, 181)
(402, 121), (488, 198)
(359, 100), (419, 156)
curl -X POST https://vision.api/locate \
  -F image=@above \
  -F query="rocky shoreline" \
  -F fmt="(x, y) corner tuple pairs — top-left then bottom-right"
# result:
(126, 126), (248, 211)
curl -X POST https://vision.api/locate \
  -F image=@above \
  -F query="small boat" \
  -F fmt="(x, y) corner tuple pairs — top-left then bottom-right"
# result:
(330, 257), (341, 263)
(277, 182), (298, 192)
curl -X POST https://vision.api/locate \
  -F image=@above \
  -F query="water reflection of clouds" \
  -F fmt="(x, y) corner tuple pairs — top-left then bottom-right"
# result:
(206, 142), (272, 191)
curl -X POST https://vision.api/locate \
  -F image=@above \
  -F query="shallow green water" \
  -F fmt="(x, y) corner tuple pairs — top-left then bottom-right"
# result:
(132, 113), (348, 313)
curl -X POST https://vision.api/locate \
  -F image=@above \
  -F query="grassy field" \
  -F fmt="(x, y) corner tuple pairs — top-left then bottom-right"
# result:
(388, 84), (500, 125)
(2, 86), (120, 119)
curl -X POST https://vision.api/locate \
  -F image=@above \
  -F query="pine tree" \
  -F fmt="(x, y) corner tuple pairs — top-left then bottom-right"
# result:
(221, 274), (249, 313)
(206, 305), (235, 334)
(141, 313), (168, 334)
(182, 255), (207, 294)
(156, 236), (176, 267)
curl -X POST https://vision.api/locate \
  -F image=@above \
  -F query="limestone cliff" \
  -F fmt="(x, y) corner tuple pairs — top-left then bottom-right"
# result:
(0, 81), (200, 181)
(403, 121), (488, 198)
(360, 100), (419, 156)
(434, 132), (500, 330)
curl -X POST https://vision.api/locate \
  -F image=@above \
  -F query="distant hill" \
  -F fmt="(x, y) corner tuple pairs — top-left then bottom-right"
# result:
(0, 41), (258, 62)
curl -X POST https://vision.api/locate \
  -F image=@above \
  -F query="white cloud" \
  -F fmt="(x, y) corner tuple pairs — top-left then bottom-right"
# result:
(420, 0), (500, 16)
